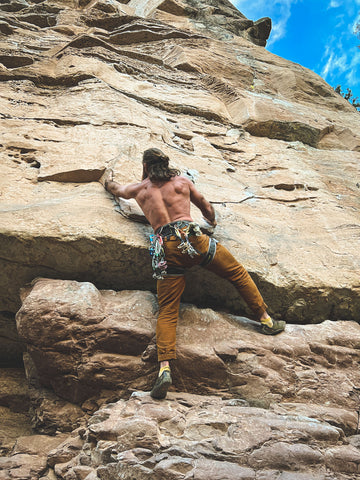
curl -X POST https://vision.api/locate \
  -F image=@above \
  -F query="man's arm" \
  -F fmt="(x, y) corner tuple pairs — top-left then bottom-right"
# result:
(105, 180), (140, 199)
(99, 169), (140, 199)
(189, 181), (217, 227)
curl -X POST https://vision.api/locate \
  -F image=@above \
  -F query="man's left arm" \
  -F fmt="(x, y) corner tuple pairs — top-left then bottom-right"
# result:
(189, 181), (217, 227)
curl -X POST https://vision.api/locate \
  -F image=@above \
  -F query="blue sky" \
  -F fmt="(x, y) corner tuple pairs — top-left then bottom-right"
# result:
(232, 0), (360, 106)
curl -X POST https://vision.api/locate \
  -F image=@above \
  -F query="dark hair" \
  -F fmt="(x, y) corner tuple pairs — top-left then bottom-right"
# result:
(142, 148), (180, 182)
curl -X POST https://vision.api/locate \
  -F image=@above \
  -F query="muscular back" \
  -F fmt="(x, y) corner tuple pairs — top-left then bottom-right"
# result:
(106, 173), (215, 232)
(135, 176), (193, 232)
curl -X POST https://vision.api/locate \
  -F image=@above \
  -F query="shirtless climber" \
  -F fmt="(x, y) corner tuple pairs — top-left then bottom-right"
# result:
(100, 148), (285, 400)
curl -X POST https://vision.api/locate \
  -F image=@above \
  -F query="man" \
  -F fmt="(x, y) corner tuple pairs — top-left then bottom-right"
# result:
(101, 148), (285, 400)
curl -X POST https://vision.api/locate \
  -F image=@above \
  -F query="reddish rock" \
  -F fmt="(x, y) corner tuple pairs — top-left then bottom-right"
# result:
(2, 0), (360, 477)
(39, 392), (360, 479)
(16, 279), (360, 414)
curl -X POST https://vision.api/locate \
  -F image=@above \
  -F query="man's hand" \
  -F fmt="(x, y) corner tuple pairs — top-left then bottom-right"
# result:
(203, 203), (217, 229)
(99, 168), (114, 190)
(202, 217), (217, 229)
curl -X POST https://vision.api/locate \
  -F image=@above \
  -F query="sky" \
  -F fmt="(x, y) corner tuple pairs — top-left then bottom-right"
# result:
(232, 0), (360, 107)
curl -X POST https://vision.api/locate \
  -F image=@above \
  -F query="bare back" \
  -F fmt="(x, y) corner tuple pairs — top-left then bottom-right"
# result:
(106, 173), (215, 232)
(135, 176), (193, 232)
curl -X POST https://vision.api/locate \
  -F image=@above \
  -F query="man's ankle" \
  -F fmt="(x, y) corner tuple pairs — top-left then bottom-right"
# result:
(158, 361), (170, 376)
(260, 315), (273, 327)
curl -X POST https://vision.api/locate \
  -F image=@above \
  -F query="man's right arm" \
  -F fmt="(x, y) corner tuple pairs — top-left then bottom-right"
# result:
(99, 169), (140, 199)
(105, 180), (140, 199)
(189, 181), (217, 227)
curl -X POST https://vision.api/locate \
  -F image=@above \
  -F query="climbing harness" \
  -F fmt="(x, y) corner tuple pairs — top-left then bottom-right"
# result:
(149, 221), (217, 279)
(200, 236), (217, 266)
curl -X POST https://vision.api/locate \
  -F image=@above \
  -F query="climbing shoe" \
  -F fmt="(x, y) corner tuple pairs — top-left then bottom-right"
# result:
(261, 318), (286, 335)
(150, 366), (172, 399)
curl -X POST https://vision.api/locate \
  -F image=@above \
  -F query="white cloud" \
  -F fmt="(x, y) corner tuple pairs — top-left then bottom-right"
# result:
(319, 5), (360, 90)
(320, 39), (360, 91)
(329, 0), (360, 7)
(321, 51), (334, 78)
(346, 51), (360, 87)
(323, 52), (348, 80)
(335, 14), (346, 29)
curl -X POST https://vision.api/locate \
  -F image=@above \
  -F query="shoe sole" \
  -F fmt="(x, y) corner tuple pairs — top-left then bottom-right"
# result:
(150, 376), (172, 400)
(262, 328), (285, 335)
(261, 325), (286, 335)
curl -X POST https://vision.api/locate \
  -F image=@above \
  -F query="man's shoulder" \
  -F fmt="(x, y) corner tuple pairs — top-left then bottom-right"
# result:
(173, 175), (192, 185)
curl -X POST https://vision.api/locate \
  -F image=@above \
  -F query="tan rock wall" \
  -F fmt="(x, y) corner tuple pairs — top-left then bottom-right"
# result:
(0, 0), (359, 358)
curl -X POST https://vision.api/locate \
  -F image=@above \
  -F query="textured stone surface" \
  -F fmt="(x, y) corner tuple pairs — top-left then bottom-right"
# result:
(1, 1), (360, 476)
(0, 0), (359, 335)
(32, 392), (360, 479)
(0, 433), (67, 480)
(16, 279), (360, 415)
(0, 408), (32, 457)
(0, 369), (31, 455)
(3, 276), (360, 477)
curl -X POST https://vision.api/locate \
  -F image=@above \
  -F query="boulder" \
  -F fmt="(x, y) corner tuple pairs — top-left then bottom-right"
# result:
(16, 279), (360, 414)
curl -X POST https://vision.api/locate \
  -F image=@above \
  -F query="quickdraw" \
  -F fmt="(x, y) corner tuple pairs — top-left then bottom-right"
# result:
(173, 222), (202, 257)
(149, 234), (167, 280)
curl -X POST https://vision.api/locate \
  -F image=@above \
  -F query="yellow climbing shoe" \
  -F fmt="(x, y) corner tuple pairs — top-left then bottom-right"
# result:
(261, 318), (286, 335)
(150, 366), (172, 399)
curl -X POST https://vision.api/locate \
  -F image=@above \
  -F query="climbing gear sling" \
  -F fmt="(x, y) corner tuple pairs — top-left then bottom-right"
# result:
(149, 221), (217, 279)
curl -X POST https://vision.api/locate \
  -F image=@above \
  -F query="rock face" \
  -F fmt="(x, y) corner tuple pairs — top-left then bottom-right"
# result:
(1, 0), (360, 477)
(2, 277), (360, 479)
(15, 279), (360, 412)
(0, 369), (32, 456)
(43, 393), (360, 480)
(0, 0), (359, 338)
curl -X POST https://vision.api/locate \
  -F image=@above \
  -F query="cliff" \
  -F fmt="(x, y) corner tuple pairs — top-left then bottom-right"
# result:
(1, 0), (360, 478)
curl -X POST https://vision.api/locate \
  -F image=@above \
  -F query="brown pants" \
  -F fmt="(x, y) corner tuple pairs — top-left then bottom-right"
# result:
(156, 233), (268, 362)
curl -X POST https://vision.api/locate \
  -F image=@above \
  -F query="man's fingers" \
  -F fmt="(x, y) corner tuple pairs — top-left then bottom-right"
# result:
(99, 168), (114, 186)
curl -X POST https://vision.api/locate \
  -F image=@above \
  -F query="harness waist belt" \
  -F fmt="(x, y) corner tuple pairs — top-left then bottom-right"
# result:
(150, 221), (216, 279)
(156, 220), (198, 239)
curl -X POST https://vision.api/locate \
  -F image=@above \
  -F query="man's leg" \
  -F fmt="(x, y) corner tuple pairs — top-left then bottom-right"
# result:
(205, 242), (285, 334)
(151, 275), (186, 399)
